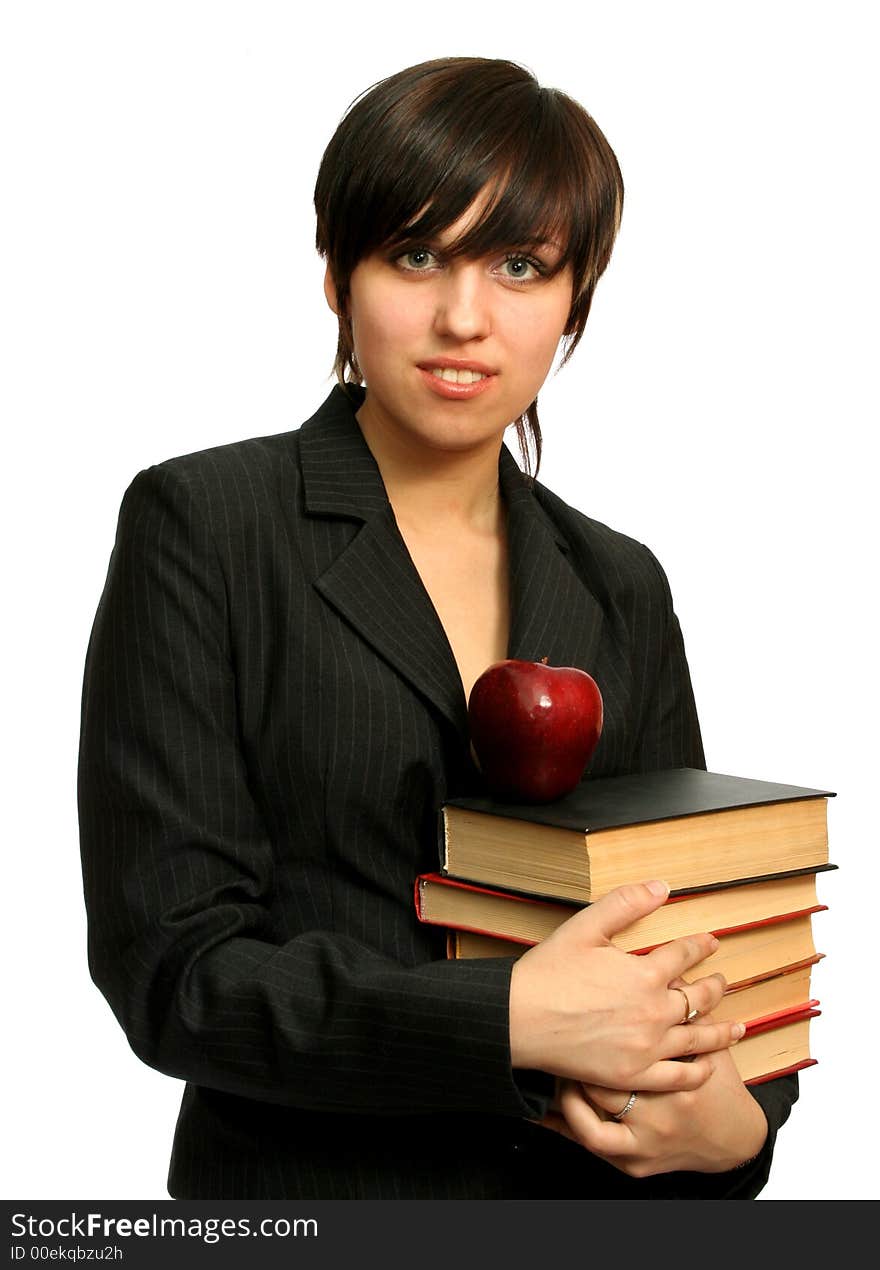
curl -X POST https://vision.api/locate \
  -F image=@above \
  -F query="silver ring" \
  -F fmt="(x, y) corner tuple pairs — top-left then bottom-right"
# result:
(672, 986), (699, 1023)
(612, 1091), (637, 1121)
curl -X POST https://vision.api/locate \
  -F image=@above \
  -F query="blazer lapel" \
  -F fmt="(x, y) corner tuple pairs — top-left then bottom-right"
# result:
(299, 385), (606, 742)
(300, 386), (469, 738)
(501, 448), (605, 678)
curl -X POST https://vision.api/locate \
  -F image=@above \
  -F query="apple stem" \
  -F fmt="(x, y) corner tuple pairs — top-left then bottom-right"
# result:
(540, 656), (548, 665)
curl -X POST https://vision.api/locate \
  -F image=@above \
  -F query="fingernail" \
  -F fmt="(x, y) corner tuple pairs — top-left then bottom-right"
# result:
(647, 880), (669, 897)
(732, 1022), (746, 1041)
(708, 935), (720, 951)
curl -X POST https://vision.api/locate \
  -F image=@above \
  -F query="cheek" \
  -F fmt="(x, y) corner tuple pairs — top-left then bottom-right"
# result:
(501, 286), (572, 367)
(516, 310), (570, 375)
(350, 287), (426, 372)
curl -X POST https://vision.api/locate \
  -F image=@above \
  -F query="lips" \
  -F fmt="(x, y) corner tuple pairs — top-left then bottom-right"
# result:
(416, 358), (498, 377)
(416, 357), (498, 400)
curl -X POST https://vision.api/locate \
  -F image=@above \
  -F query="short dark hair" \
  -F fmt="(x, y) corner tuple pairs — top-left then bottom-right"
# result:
(314, 57), (624, 476)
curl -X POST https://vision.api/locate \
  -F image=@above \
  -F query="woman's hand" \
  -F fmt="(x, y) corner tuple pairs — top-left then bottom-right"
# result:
(539, 1047), (769, 1177)
(509, 881), (743, 1092)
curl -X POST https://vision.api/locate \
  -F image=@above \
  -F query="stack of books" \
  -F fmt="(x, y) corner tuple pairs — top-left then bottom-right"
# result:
(416, 768), (836, 1085)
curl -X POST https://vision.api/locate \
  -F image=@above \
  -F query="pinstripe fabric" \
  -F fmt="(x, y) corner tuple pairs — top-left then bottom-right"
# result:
(78, 384), (796, 1199)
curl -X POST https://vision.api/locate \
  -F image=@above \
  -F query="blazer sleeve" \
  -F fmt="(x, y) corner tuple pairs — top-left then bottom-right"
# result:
(631, 544), (799, 1199)
(77, 464), (543, 1119)
(631, 546), (706, 773)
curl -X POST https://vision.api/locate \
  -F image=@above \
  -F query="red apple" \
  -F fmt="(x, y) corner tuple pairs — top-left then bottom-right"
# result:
(467, 657), (603, 803)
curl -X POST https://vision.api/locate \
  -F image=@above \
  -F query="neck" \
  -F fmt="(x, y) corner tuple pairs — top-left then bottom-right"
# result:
(355, 397), (506, 536)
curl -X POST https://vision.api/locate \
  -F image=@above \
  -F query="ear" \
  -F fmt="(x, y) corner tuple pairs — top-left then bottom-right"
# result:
(323, 263), (340, 316)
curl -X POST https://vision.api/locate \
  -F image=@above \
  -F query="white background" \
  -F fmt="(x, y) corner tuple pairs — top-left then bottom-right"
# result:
(2, 0), (876, 1201)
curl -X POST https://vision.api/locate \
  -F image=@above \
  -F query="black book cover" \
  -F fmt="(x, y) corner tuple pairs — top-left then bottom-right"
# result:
(442, 767), (836, 835)
(434, 860), (838, 906)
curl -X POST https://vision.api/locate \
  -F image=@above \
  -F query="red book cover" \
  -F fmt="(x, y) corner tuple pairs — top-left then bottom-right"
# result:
(739, 1004), (822, 1086)
(741, 1002), (821, 1036)
(726, 953), (824, 990)
(414, 872), (573, 922)
(745, 1059), (818, 1086)
(414, 871), (828, 952)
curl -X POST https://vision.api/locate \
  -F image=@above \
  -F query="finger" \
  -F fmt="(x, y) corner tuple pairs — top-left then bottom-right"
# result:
(557, 1080), (635, 1156)
(668, 984), (695, 1025)
(580, 1084), (640, 1120)
(659, 1018), (746, 1061)
(580, 1083), (645, 1119)
(667, 973), (727, 1023)
(670, 970), (727, 1002)
(626, 1056), (715, 1092)
(644, 931), (720, 983)
(612, 1057), (715, 1092)
(574, 880), (671, 943)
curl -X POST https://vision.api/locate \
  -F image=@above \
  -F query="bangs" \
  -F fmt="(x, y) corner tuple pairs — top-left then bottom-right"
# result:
(375, 84), (580, 270)
(385, 165), (575, 280)
(317, 60), (623, 293)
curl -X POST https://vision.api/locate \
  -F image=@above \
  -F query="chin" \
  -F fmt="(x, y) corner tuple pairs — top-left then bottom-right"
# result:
(429, 409), (515, 447)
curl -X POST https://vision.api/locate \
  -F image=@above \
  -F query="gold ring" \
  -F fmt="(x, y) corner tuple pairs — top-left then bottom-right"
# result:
(672, 985), (699, 1023)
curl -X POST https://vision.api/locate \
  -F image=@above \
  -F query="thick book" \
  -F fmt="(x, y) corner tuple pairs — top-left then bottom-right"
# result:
(416, 867), (829, 952)
(733, 1003), (820, 1085)
(440, 767), (834, 902)
(705, 963), (816, 1025)
(447, 912), (824, 991)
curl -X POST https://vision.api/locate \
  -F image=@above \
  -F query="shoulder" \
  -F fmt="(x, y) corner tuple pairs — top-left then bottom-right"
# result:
(148, 427), (301, 504)
(118, 426), (304, 533)
(529, 477), (673, 612)
(118, 384), (360, 523)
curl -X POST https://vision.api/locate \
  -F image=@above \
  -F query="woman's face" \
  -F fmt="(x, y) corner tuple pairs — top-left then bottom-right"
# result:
(324, 192), (574, 458)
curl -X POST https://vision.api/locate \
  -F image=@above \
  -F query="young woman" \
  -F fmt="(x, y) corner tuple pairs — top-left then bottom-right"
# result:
(77, 56), (797, 1199)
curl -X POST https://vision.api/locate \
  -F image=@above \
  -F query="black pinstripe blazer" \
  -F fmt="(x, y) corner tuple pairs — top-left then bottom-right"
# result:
(77, 383), (797, 1199)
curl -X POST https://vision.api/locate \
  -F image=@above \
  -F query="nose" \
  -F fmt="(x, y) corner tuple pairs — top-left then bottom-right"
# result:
(432, 261), (491, 343)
